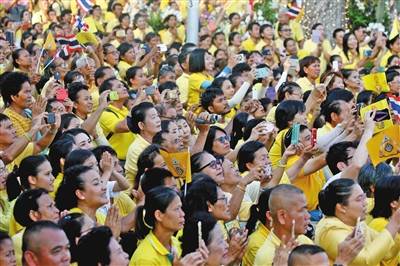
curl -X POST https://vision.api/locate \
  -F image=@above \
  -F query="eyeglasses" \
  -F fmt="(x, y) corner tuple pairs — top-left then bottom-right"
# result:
(215, 135), (230, 143)
(281, 29), (292, 32)
(217, 196), (228, 204)
(198, 159), (222, 172)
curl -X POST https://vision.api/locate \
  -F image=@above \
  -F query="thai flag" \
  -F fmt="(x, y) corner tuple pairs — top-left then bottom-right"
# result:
(73, 16), (89, 32)
(388, 94), (400, 122)
(77, 0), (93, 13)
(56, 34), (82, 52)
(287, 0), (302, 19)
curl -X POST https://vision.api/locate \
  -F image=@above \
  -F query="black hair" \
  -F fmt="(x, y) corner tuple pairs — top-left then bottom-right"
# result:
(277, 82), (302, 102)
(94, 66), (113, 87)
(299, 56), (320, 78)
(229, 12), (240, 21)
(140, 167), (174, 195)
(125, 66), (142, 85)
(200, 87), (224, 112)
(204, 126), (228, 156)
(275, 100), (306, 131)
(181, 211), (217, 256)
(92, 145), (117, 163)
(284, 124), (309, 148)
(14, 188), (51, 227)
(387, 34), (400, 50)
(188, 48), (208, 73)
(62, 128), (91, 145)
(343, 32), (359, 61)
(183, 176), (218, 218)
(135, 187), (179, 240)
(99, 77), (119, 94)
(22, 221), (62, 254)
(288, 245), (327, 266)
(356, 90), (375, 106)
(67, 82), (89, 102)
(326, 141), (358, 174)
(64, 149), (95, 171)
(190, 151), (211, 174)
(158, 81), (178, 94)
(55, 165), (92, 211)
(12, 48), (28, 68)
(48, 135), (76, 177)
(127, 102), (155, 134)
(64, 71), (84, 87)
(230, 112), (250, 148)
(332, 28), (345, 39)
(371, 176), (400, 219)
(243, 119), (265, 141)
(20, 31), (33, 49)
(318, 178), (355, 216)
(0, 230), (11, 246)
(283, 37), (296, 49)
(386, 69), (400, 83)
(58, 212), (86, 263)
(77, 226), (114, 266)
(358, 163), (393, 197)
(247, 21), (260, 32)
(387, 55), (400, 67)
(134, 144), (162, 190)
(228, 32), (240, 46)
(211, 31), (225, 46)
(0, 71), (30, 107)
(58, 113), (79, 137)
(117, 42), (134, 60)
(232, 63), (251, 75)
(6, 155), (49, 201)
(238, 141), (265, 173)
(246, 189), (273, 234)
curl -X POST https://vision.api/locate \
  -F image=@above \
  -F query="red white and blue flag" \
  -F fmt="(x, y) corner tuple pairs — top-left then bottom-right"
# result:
(287, 0), (302, 19)
(72, 16), (89, 32)
(388, 94), (400, 122)
(77, 0), (93, 13)
(55, 34), (82, 52)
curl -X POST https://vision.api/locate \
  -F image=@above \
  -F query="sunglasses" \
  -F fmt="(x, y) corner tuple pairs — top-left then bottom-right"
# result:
(215, 135), (230, 143)
(198, 159), (222, 172)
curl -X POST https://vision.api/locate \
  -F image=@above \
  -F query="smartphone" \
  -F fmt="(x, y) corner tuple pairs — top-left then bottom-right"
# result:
(332, 60), (339, 72)
(265, 122), (275, 134)
(5, 31), (14, 46)
(355, 217), (362, 237)
(291, 124), (300, 145)
(197, 221), (202, 247)
(46, 112), (56, 124)
(236, 54), (246, 63)
(109, 91), (119, 101)
(54, 72), (61, 82)
(157, 44), (168, 53)
(55, 88), (68, 102)
(145, 85), (156, 96)
(255, 67), (270, 79)
(311, 30), (321, 43)
(364, 49), (373, 57)
(311, 128), (317, 147)
(288, 57), (299, 77)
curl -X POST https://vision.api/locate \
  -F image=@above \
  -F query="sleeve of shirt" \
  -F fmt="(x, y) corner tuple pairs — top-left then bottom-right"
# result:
(100, 112), (121, 135)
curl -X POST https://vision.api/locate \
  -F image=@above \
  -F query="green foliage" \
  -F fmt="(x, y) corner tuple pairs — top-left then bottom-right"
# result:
(254, 0), (277, 24)
(148, 12), (164, 32)
(347, 0), (390, 30)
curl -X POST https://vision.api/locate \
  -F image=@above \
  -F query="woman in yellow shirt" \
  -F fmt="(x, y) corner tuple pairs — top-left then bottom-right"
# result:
(117, 43), (136, 81)
(130, 187), (185, 265)
(369, 176), (400, 266)
(315, 178), (400, 265)
(0, 159), (11, 232)
(187, 48), (215, 108)
(296, 56), (320, 93)
(55, 165), (108, 225)
(341, 69), (363, 95)
(242, 189), (272, 266)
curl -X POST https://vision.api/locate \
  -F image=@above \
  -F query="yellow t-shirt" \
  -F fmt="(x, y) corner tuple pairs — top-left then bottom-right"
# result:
(330, 45), (343, 56)
(176, 73), (189, 104)
(125, 135), (151, 187)
(49, 172), (63, 200)
(69, 207), (106, 225)
(0, 190), (12, 232)
(8, 199), (22, 237)
(159, 26), (186, 46)
(118, 60), (133, 81)
(269, 129), (289, 167)
(242, 38), (259, 52)
(274, 20), (304, 43)
(89, 83), (100, 111)
(188, 72), (214, 108)
(296, 77), (316, 93)
(99, 104), (135, 160)
(6, 143), (34, 172)
(380, 50), (396, 68)
(130, 231), (181, 266)
(254, 230), (313, 266)
(243, 223), (270, 266)
(339, 48), (368, 69)
(113, 192), (136, 217)
(285, 155), (325, 210)
(3, 108), (32, 137)
(133, 27), (153, 42)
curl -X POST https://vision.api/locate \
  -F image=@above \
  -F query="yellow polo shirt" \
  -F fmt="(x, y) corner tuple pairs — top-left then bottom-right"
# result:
(176, 73), (189, 104)
(130, 231), (181, 266)
(159, 26), (186, 46)
(380, 50), (397, 68)
(188, 72), (213, 108)
(125, 135), (151, 187)
(285, 155), (325, 210)
(69, 207), (106, 225)
(243, 223), (271, 266)
(242, 38), (259, 52)
(99, 104), (135, 160)
(296, 77), (315, 92)
(254, 230), (313, 266)
(49, 172), (63, 199)
(269, 129), (289, 167)
(118, 60), (133, 81)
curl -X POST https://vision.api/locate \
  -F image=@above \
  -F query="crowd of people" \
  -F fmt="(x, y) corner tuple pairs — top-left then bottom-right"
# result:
(0, 0), (400, 265)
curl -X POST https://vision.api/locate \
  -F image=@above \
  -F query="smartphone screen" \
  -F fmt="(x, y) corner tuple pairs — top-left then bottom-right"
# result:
(291, 124), (300, 145)
(145, 86), (155, 95)
(46, 113), (56, 124)
(311, 30), (320, 43)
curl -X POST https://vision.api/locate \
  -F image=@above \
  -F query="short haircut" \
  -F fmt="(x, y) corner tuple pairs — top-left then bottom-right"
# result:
(98, 77), (118, 94)
(237, 141), (265, 172)
(201, 87), (224, 112)
(326, 141), (358, 174)
(127, 102), (155, 134)
(14, 188), (50, 227)
(299, 56), (320, 77)
(386, 69), (400, 83)
(189, 48), (208, 73)
(332, 28), (345, 39)
(67, 82), (89, 102)
(140, 167), (174, 195)
(22, 221), (63, 254)
(94, 66), (113, 87)
(288, 244), (326, 266)
(268, 184), (304, 215)
(0, 71), (30, 107)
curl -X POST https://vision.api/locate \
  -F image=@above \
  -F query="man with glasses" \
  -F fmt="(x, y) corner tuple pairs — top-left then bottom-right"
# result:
(103, 44), (121, 80)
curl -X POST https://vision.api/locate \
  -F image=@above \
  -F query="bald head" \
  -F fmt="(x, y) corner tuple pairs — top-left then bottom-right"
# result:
(288, 245), (329, 266)
(268, 184), (304, 218)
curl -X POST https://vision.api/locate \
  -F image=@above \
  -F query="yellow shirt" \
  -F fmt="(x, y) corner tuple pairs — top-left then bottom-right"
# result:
(188, 72), (214, 107)
(49, 173), (63, 199)
(159, 26), (186, 46)
(303, 39), (332, 72)
(3, 108), (31, 137)
(99, 104), (135, 160)
(380, 50), (396, 68)
(176, 73), (189, 104)
(317, 122), (333, 137)
(242, 38), (259, 52)
(6, 143), (34, 173)
(368, 217), (400, 266)
(243, 223), (270, 266)
(0, 190), (12, 232)
(330, 45), (343, 56)
(274, 20), (305, 43)
(8, 199), (22, 237)
(133, 27), (153, 42)
(11, 228), (24, 266)
(125, 135), (151, 187)
(269, 129), (289, 167)
(254, 230), (313, 266)
(114, 192), (136, 217)
(130, 231), (181, 266)
(296, 77), (315, 93)
(89, 83), (99, 111)
(315, 216), (397, 266)
(85, 16), (105, 33)
(286, 155), (325, 210)
(340, 48), (367, 69)
(69, 207), (106, 225)
(118, 60), (132, 81)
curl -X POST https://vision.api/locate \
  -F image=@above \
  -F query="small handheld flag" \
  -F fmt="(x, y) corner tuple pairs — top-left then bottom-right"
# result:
(77, 0), (93, 13)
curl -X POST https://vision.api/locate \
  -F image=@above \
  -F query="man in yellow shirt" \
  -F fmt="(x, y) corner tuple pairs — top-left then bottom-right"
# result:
(242, 22), (261, 52)
(99, 78), (135, 161)
(275, 9), (304, 48)
(254, 184), (313, 266)
(331, 28), (345, 56)
(176, 50), (191, 107)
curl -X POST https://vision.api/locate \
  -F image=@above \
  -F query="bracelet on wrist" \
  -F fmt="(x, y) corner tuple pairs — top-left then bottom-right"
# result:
(277, 159), (287, 168)
(236, 184), (246, 193)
